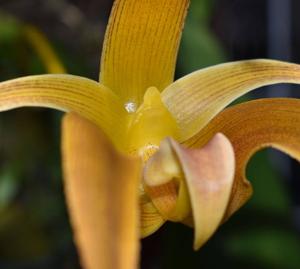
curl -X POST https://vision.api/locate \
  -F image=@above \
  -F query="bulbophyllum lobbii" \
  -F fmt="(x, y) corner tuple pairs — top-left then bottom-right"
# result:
(1, 1), (300, 269)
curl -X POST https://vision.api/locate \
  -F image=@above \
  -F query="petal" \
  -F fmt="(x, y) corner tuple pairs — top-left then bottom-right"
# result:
(0, 74), (127, 148)
(139, 192), (165, 238)
(162, 59), (300, 141)
(100, 0), (190, 104)
(183, 98), (300, 219)
(144, 134), (235, 249)
(23, 25), (66, 73)
(62, 113), (141, 269)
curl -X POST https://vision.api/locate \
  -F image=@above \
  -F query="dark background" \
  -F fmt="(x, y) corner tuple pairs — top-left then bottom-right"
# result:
(0, 0), (300, 268)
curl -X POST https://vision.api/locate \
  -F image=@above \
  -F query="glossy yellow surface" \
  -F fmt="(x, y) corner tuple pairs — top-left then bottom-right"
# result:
(100, 0), (190, 104)
(2, 0), (300, 268)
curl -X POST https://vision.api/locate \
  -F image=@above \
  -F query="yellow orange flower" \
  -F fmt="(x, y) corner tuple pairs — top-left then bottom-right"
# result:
(1, 1), (300, 269)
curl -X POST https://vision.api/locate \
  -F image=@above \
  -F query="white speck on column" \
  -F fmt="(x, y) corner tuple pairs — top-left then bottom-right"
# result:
(125, 102), (137, 113)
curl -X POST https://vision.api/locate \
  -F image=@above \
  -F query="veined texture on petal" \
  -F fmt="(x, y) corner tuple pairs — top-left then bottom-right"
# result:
(100, 0), (190, 104)
(62, 113), (141, 269)
(0, 74), (128, 149)
(184, 98), (300, 219)
(139, 191), (165, 238)
(162, 59), (300, 141)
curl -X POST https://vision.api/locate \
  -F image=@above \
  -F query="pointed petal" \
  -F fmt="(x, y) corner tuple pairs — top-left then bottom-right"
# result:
(100, 0), (190, 104)
(173, 134), (235, 249)
(144, 134), (235, 249)
(23, 25), (66, 73)
(183, 98), (300, 219)
(162, 59), (300, 141)
(0, 74), (127, 148)
(62, 113), (141, 269)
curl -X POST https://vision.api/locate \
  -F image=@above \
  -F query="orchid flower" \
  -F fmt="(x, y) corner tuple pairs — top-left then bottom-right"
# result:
(1, 1), (300, 269)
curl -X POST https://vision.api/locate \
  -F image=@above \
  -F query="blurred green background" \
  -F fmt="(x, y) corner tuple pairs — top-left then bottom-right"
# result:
(0, 0), (300, 268)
